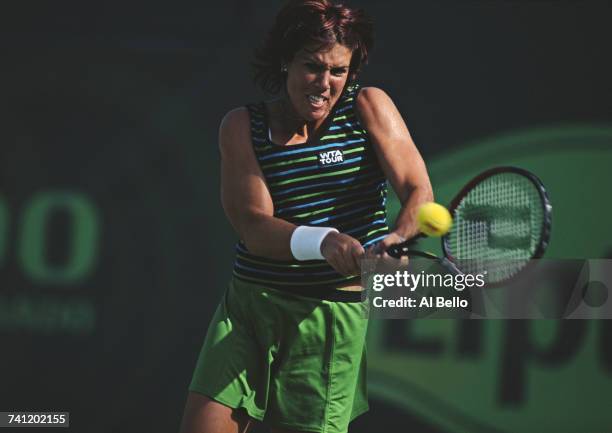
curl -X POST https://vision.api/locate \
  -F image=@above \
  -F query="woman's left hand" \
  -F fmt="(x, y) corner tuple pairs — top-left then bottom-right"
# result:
(365, 232), (406, 258)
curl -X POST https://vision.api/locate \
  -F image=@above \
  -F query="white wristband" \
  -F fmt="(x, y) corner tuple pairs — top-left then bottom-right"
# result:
(290, 226), (338, 261)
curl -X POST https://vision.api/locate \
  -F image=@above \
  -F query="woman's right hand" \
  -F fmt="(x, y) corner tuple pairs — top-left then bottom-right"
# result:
(320, 232), (365, 277)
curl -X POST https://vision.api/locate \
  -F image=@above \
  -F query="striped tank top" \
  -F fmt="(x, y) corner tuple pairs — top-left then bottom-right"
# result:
(232, 84), (389, 301)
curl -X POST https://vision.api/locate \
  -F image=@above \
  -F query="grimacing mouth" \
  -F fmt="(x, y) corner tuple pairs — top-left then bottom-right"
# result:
(307, 94), (330, 104)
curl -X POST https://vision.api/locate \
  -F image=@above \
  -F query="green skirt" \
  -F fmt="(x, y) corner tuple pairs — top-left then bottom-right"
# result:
(189, 277), (369, 433)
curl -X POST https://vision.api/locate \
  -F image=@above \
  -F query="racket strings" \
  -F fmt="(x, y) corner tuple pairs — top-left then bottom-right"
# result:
(447, 173), (544, 283)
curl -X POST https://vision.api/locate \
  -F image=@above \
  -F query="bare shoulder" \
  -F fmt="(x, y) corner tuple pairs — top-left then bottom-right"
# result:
(219, 106), (251, 156)
(355, 86), (398, 124)
(220, 106), (250, 129)
(356, 86), (394, 109)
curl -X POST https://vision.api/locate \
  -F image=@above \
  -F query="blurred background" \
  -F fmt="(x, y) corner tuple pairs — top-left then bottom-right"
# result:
(1, 1), (611, 432)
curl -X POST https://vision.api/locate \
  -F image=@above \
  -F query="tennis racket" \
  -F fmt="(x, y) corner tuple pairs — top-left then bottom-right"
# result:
(386, 166), (552, 286)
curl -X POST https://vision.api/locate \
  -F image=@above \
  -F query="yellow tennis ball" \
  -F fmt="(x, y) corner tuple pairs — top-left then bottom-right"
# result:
(417, 202), (453, 237)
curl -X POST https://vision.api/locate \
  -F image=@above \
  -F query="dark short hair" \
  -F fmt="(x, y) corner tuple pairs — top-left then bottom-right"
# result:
(253, 0), (374, 94)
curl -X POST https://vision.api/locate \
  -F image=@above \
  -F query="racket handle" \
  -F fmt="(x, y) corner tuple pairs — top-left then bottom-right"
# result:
(386, 233), (425, 258)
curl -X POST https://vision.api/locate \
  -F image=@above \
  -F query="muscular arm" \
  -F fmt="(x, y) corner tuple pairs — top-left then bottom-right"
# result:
(219, 108), (296, 260)
(356, 87), (433, 242)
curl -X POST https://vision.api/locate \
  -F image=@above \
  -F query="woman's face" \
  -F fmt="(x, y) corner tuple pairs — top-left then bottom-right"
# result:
(285, 43), (353, 125)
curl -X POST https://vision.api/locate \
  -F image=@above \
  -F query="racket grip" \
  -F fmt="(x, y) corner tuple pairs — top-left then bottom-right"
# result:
(386, 233), (425, 258)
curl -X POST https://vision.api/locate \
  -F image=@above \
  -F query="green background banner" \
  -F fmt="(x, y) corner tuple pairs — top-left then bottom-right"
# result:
(371, 126), (612, 433)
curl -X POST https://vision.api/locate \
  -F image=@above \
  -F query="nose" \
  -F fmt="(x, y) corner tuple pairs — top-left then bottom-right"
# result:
(315, 70), (331, 92)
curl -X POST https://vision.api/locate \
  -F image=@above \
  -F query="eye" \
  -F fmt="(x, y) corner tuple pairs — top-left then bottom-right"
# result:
(331, 68), (348, 77)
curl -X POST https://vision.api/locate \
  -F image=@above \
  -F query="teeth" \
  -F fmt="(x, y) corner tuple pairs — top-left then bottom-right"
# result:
(308, 95), (325, 103)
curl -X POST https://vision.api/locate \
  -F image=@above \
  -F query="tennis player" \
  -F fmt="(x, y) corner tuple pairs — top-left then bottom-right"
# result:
(180, 1), (432, 432)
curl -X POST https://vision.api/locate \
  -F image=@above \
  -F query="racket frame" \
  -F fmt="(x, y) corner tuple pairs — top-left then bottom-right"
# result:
(387, 166), (553, 286)
(442, 166), (552, 264)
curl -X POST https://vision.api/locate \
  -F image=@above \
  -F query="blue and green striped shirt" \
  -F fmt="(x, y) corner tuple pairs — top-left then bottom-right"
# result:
(233, 84), (389, 300)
